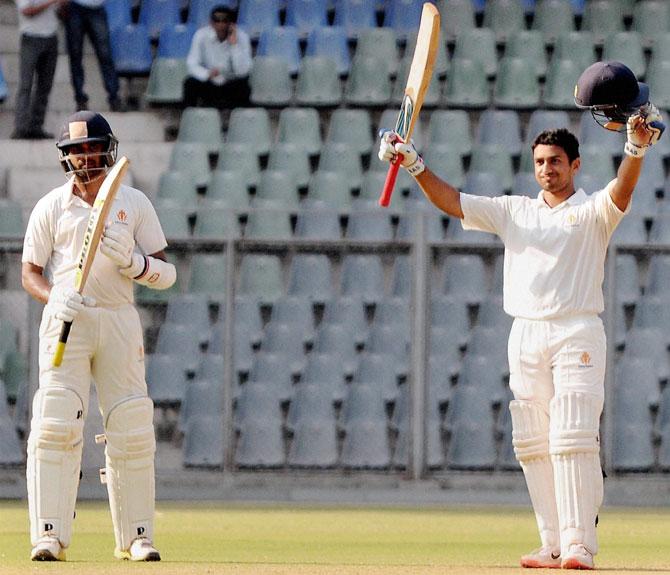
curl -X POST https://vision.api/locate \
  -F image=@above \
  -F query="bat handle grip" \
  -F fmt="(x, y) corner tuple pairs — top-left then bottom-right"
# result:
(52, 321), (73, 367)
(379, 154), (403, 208)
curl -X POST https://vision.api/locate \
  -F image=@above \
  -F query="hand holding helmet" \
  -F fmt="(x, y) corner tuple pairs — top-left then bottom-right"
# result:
(624, 104), (665, 157)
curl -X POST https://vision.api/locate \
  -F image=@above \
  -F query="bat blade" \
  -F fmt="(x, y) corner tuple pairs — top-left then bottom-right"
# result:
(379, 2), (440, 208)
(52, 157), (130, 367)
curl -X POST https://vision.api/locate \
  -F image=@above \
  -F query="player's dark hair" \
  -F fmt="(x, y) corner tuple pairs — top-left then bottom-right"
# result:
(532, 129), (580, 163)
(210, 5), (235, 22)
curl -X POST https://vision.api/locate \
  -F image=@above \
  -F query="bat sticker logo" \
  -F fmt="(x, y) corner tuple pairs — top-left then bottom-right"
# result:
(395, 95), (415, 140)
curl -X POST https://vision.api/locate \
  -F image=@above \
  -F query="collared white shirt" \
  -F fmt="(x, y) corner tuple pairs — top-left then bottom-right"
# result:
(72, 0), (106, 9)
(186, 24), (252, 86)
(460, 184), (627, 320)
(22, 179), (167, 308)
(16, 0), (59, 36)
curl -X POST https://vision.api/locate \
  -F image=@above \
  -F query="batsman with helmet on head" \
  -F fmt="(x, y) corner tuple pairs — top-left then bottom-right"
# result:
(378, 61), (664, 570)
(21, 111), (177, 562)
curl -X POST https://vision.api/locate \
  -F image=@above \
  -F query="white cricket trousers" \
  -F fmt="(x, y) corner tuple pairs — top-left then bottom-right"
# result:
(38, 303), (147, 414)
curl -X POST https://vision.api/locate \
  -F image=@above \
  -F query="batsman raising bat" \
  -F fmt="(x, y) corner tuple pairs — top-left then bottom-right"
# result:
(379, 61), (664, 570)
(21, 111), (177, 561)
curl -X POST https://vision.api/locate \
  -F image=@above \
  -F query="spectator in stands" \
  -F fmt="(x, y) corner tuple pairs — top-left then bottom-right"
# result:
(378, 66), (664, 570)
(184, 5), (252, 108)
(11, 0), (66, 139)
(61, 0), (122, 111)
(21, 110), (176, 562)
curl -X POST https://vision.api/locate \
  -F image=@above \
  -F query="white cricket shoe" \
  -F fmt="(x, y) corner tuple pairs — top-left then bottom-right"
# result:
(115, 537), (161, 561)
(520, 546), (561, 569)
(31, 536), (65, 561)
(561, 544), (595, 570)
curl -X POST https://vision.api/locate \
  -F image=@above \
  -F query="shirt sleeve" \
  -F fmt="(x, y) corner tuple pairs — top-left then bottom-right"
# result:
(133, 192), (168, 256)
(460, 192), (510, 237)
(595, 183), (628, 240)
(186, 28), (211, 82)
(230, 29), (252, 77)
(22, 198), (54, 267)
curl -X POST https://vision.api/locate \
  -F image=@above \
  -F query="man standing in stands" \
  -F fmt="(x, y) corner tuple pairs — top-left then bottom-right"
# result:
(61, 0), (122, 111)
(21, 111), (176, 561)
(184, 4), (252, 108)
(378, 62), (663, 570)
(12, 0), (66, 139)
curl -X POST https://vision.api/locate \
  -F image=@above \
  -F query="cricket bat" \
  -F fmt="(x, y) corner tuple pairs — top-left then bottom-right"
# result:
(52, 156), (130, 367)
(379, 2), (440, 207)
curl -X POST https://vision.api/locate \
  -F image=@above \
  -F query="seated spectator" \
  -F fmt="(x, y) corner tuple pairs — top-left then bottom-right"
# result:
(12, 0), (66, 139)
(184, 5), (252, 108)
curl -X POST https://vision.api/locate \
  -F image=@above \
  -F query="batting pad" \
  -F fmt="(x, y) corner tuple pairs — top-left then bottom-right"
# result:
(549, 392), (603, 556)
(104, 396), (156, 552)
(27, 387), (85, 547)
(510, 400), (560, 550)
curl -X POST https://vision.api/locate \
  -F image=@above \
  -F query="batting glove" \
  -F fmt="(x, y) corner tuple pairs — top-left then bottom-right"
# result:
(624, 103), (665, 157)
(48, 284), (96, 323)
(378, 129), (425, 177)
(100, 223), (145, 278)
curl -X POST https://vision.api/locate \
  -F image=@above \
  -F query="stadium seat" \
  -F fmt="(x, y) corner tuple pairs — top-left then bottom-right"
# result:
(311, 323), (359, 379)
(318, 143), (363, 193)
(442, 58), (489, 109)
(332, 0), (376, 40)
(168, 141), (211, 189)
(373, 296), (410, 328)
(238, 254), (284, 305)
(396, 209), (446, 241)
(0, 199), (25, 238)
(155, 322), (205, 375)
(294, 56), (342, 107)
(244, 204), (293, 240)
(105, 0), (132, 32)
(621, 327), (670, 386)
(457, 353), (506, 403)
(193, 206), (239, 239)
(542, 58), (582, 109)
(285, 0), (328, 38)
(326, 108), (373, 157)
(187, 0), (235, 27)
(138, 0), (180, 40)
(383, 0), (423, 41)
(420, 147), (465, 190)
(453, 28), (497, 78)
(207, 322), (257, 379)
(187, 253), (229, 302)
(146, 353), (189, 406)
(391, 52), (441, 108)
(110, 24), (153, 75)
(644, 59), (670, 109)
(255, 170), (301, 209)
(609, 253), (640, 307)
(632, 296), (670, 342)
(166, 293), (211, 328)
(345, 55), (392, 107)
(321, 296), (369, 348)
(340, 254), (385, 305)
(353, 351), (402, 403)
(176, 106), (222, 155)
(237, 0), (281, 40)
(345, 211), (394, 242)
(532, 0), (575, 45)
(269, 295), (316, 344)
(442, 254), (488, 306)
(183, 413), (224, 468)
(493, 57), (541, 110)
(226, 107), (272, 156)
(216, 142), (261, 190)
(602, 32), (646, 80)
(578, 110), (625, 157)
(249, 56), (292, 107)
(426, 110), (472, 156)
(612, 213), (648, 245)
(277, 107), (322, 157)
(0, 397), (23, 466)
(154, 204), (191, 238)
(366, 325), (410, 379)
(476, 110), (522, 157)
(256, 26), (302, 76)
(304, 26), (350, 77)
(145, 58), (189, 105)
(469, 145), (515, 193)
(582, 0), (624, 46)
(552, 31), (597, 78)
(354, 27), (399, 76)
(205, 169), (251, 210)
(524, 109), (571, 146)
(294, 207), (343, 240)
(505, 29), (547, 79)
(259, 322), (308, 377)
(482, 0), (525, 44)
(340, 384), (391, 469)
(645, 255), (670, 298)
(287, 254), (334, 305)
(247, 351), (295, 402)
(437, 0), (475, 43)
(632, 1), (670, 48)
(267, 144), (311, 190)
(405, 30), (449, 78)
(304, 170), (353, 211)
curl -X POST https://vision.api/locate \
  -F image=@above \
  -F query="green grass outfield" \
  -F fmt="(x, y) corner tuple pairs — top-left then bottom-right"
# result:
(1, 501), (669, 574)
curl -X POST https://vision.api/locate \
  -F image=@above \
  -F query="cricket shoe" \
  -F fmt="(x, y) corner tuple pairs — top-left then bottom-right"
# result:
(115, 537), (161, 561)
(520, 546), (561, 569)
(561, 544), (594, 570)
(31, 536), (66, 561)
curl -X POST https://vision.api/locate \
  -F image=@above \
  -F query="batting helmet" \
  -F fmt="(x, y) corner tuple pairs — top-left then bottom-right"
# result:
(574, 61), (650, 131)
(56, 111), (118, 182)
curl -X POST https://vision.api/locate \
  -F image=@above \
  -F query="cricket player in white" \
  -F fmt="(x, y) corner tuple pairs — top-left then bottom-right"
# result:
(379, 62), (664, 570)
(21, 111), (177, 561)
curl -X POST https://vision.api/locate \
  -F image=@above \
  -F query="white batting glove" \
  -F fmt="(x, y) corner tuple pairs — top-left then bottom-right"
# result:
(624, 104), (665, 157)
(378, 129), (425, 177)
(48, 284), (96, 323)
(100, 223), (145, 278)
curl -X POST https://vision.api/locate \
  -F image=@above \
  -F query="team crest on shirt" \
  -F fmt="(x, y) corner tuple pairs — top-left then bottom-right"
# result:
(116, 209), (127, 224)
(565, 211), (580, 228)
(578, 351), (593, 368)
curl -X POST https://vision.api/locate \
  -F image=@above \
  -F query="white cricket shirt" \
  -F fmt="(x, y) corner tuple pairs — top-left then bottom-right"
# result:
(186, 25), (252, 85)
(22, 179), (167, 308)
(460, 185), (626, 320)
(16, 0), (59, 36)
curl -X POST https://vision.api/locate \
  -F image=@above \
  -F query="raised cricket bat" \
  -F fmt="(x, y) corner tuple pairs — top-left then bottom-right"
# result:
(379, 2), (440, 207)
(52, 156), (130, 367)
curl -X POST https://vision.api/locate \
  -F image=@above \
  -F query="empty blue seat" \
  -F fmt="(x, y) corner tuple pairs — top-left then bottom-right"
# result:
(305, 26), (350, 76)
(105, 0), (132, 32)
(442, 254), (488, 305)
(110, 24), (153, 75)
(187, 0), (236, 27)
(285, 0), (328, 38)
(476, 110), (523, 157)
(287, 254), (334, 305)
(383, 0), (423, 41)
(321, 296), (368, 347)
(300, 353), (348, 403)
(256, 26), (302, 76)
(333, 0), (376, 40)
(183, 414), (224, 468)
(340, 254), (385, 305)
(139, 0), (180, 40)
(158, 23), (196, 58)
(237, 0), (281, 40)
(312, 323), (360, 378)
(247, 351), (295, 402)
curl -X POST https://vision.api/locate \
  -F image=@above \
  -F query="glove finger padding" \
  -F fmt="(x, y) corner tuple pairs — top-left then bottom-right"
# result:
(625, 105), (665, 156)
(378, 129), (398, 163)
(48, 285), (95, 323)
(101, 224), (135, 268)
